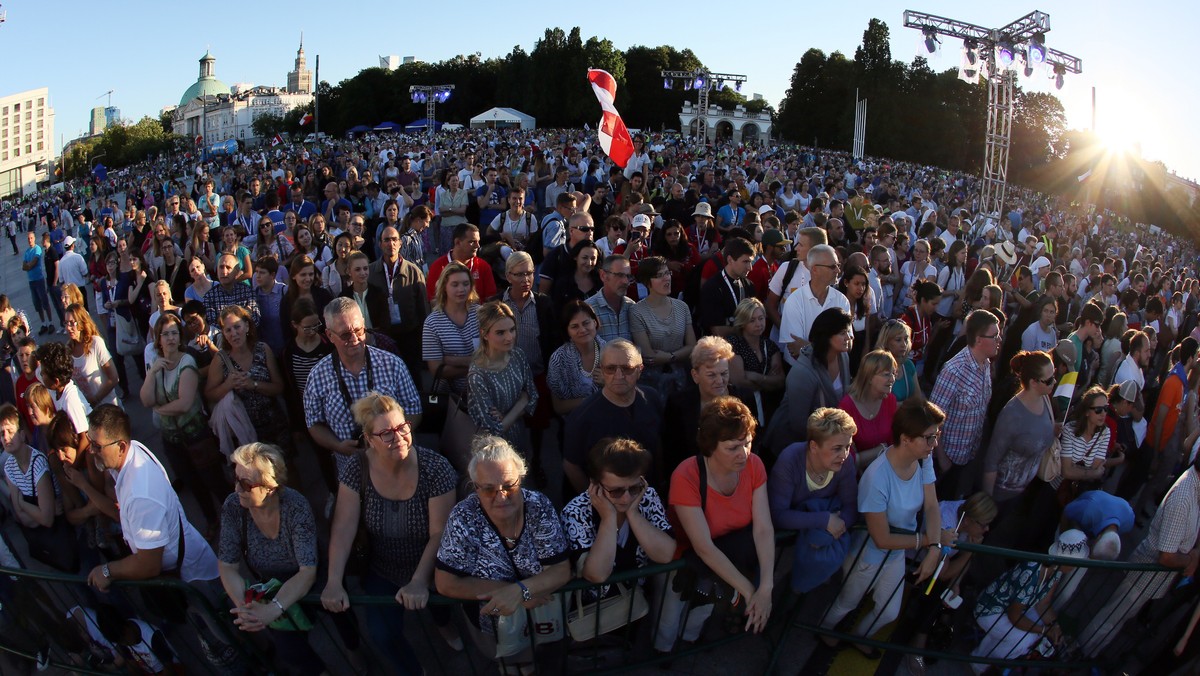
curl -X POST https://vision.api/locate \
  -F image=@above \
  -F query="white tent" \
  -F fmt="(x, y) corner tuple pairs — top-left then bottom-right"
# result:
(469, 107), (536, 130)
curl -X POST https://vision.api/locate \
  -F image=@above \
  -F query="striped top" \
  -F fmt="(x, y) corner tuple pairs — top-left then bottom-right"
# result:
(3, 447), (61, 511)
(421, 304), (480, 394)
(630, 297), (690, 354)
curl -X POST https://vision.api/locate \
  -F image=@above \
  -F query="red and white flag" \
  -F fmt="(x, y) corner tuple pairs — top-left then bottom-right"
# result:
(300, 113), (313, 127)
(271, 134), (283, 147)
(586, 69), (634, 168)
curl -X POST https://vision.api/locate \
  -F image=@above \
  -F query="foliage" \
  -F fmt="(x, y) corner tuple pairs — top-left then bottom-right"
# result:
(775, 18), (1067, 184)
(251, 112), (285, 140)
(61, 116), (183, 180)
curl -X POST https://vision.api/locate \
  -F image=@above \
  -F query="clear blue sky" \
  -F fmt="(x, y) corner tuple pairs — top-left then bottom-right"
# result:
(3, 0), (1194, 180)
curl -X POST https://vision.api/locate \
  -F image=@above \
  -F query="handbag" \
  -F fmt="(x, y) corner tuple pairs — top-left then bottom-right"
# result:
(565, 554), (649, 641)
(417, 365), (450, 435)
(439, 392), (479, 475)
(1037, 396), (1063, 483)
(493, 600), (566, 658)
(240, 515), (313, 632)
(673, 455), (758, 603)
(114, 313), (144, 356)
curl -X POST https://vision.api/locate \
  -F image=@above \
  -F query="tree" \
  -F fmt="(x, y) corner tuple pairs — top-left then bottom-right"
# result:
(1010, 90), (1068, 176)
(251, 112), (285, 140)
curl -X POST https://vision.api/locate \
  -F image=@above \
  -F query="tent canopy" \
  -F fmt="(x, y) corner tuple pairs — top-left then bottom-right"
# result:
(373, 121), (402, 132)
(405, 118), (443, 131)
(346, 124), (372, 134)
(469, 107), (535, 130)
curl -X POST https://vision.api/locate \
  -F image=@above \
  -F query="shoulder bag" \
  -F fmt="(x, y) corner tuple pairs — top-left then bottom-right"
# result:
(565, 552), (649, 641)
(1036, 395), (1063, 483)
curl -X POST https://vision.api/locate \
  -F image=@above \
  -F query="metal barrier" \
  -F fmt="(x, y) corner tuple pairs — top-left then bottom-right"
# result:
(0, 528), (1184, 675)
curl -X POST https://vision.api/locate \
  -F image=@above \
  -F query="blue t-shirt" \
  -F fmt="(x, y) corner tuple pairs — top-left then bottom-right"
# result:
(857, 448), (935, 564)
(477, 184), (506, 226)
(48, 229), (66, 257)
(716, 204), (745, 228)
(23, 245), (45, 281)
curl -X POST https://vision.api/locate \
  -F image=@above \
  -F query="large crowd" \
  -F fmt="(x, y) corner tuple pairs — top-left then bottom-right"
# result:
(2, 126), (1199, 675)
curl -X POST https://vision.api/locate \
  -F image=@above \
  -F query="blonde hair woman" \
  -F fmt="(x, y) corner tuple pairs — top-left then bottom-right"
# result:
(839, 349), (899, 470)
(422, 262), (479, 395)
(876, 319), (924, 403)
(467, 301), (538, 459)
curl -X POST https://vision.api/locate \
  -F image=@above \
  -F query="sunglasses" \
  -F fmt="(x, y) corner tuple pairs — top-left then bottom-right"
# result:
(235, 477), (269, 492)
(602, 364), (639, 376)
(1088, 406), (1107, 414)
(573, 226), (594, 233)
(1038, 376), (1058, 387)
(599, 479), (646, 499)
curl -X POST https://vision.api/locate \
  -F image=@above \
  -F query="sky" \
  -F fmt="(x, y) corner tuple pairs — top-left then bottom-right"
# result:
(3, 0), (1195, 180)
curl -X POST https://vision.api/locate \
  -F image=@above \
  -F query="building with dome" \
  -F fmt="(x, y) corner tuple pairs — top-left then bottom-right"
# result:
(171, 43), (313, 148)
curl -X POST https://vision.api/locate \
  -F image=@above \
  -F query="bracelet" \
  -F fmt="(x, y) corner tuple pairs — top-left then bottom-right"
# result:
(915, 532), (921, 549)
(272, 598), (286, 614)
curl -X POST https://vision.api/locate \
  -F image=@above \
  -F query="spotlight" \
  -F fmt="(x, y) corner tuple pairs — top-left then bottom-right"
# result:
(694, 76), (705, 90)
(1015, 48), (1034, 77)
(922, 27), (939, 53)
(998, 42), (1014, 68)
(963, 38), (978, 65)
(1029, 34), (1046, 64)
(1053, 64), (1066, 90)
(663, 78), (671, 90)
(684, 79), (692, 91)
(735, 81), (742, 92)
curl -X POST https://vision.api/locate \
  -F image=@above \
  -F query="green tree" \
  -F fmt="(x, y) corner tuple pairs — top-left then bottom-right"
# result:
(1010, 90), (1067, 175)
(251, 112), (285, 140)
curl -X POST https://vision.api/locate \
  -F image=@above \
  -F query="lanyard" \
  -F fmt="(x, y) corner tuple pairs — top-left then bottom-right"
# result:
(384, 260), (400, 291)
(722, 271), (743, 305)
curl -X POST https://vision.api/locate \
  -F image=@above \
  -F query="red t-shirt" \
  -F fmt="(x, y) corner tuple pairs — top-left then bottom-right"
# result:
(14, 371), (37, 430)
(748, 257), (779, 301)
(839, 392), (898, 455)
(668, 453), (767, 559)
(425, 253), (496, 301)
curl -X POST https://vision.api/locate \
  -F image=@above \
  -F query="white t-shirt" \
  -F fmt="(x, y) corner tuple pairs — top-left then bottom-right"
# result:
(111, 441), (219, 582)
(1021, 322), (1058, 353)
(778, 282), (852, 366)
(49, 379), (91, 434)
(74, 336), (118, 407)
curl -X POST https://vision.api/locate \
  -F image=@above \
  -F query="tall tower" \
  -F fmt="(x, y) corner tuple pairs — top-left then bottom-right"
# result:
(287, 35), (312, 94)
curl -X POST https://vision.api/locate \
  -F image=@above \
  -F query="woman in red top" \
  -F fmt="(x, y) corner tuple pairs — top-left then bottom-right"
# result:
(12, 337), (38, 432)
(669, 396), (774, 634)
(652, 219), (700, 299)
(903, 279), (941, 372)
(839, 350), (899, 472)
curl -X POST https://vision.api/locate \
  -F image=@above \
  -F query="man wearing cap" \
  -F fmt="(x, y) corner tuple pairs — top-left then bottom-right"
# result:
(58, 236), (90, 310)
(930, 310), (999, 499)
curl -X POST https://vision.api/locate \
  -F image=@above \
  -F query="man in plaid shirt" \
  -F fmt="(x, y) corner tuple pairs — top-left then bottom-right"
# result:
(930, 310), (999, 499)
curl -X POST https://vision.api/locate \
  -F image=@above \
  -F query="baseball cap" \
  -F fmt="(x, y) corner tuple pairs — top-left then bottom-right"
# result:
(63, 236), (76, 248)
(1054, 339), (1077, 366)
(1114, 379), (1138, 402)
(762, 229), (787, 248)
(758, 204), (775, 216)
(631, 214), (652, 230)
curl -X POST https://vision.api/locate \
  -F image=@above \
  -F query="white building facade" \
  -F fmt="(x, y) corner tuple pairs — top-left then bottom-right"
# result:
(172, 45), (312, 148)
(0, 87), (54, 198)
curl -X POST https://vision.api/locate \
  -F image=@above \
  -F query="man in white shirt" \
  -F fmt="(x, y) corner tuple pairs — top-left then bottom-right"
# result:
(1114, 331), (1149, 392)
(766, 226), (825, 334)
(778, 244), (851, 366)
(58, 237), (91, 306)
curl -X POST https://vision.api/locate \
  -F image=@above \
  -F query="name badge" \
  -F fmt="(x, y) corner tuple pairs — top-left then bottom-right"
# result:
(389, 301), (402, 325)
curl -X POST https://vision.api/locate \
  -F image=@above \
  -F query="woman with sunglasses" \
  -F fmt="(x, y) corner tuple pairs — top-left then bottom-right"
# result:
(220, 442), (328, 676)
(436, 435), (569, 669)
(596, 214), (627, 258)
(981, 350), (1060, 551)
(560, 437), (674, 607)
(321, 392), (460, 673)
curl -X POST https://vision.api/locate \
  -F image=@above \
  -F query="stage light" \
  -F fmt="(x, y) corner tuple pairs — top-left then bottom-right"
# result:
(923, 27), (939, 53)
(1053, 64), (1066, 90)
(1029, 34), (1046, 64)
(998, 42), (1014, 68)
(684, 79), (692, 91)
(735, 81), (742, 92)
(694, 76), (705, 90)
(963, 38), (978, 65)
(663, 78), (671, 90)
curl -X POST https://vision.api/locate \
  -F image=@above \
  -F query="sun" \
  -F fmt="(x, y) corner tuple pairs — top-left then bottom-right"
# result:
(1098, 127), (1136, 154)
(1095, 106), (1140, 155)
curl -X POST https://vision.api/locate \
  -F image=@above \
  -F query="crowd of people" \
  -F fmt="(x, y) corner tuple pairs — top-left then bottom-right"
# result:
(2, 125), (1200, 675)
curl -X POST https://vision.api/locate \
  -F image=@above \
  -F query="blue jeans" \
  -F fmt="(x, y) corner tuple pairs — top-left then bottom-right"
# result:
(27, 278), (50, 318)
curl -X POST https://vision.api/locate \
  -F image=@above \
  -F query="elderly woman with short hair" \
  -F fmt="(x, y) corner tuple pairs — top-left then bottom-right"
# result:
(662, 336), (738, 473)
(436, 435), (570, 665)
(321, 392), (459, 673)
(769, 408), (860, 594)
(218, 442), (325, 675)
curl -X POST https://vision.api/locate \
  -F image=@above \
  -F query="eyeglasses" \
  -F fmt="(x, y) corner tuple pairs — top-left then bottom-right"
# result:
(1088, 405), (1107, 414)
(610, 225), (627, 232)
(235, 477), (269, 493)
(475, 480), (521, 499)
(159, 329), (181, 338)
(1038, 376), (1058, 387)
(604, 270), (633, 279)
(812, 263), (841, 271)
(602, 364), (640, 376)
(921, 431), (941, 446)
(86, 436), (122, 451)
(979, 332), (1001, 341)
(508, 270), (536, 278)
(370, 421), (412, 443)
(573, 226), (594, 233)
(64, 320), (79, 327)
(599, 479), (646, 499)
(330, 326), (367, 343)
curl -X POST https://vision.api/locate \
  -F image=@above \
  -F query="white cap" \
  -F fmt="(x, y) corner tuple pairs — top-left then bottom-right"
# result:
(631, 214), (652, 230)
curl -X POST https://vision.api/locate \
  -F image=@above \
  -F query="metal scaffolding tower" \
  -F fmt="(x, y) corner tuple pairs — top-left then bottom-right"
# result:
(661, 68), (747, 146)
(903, 9), (1082, 226)
(409, 84), (455, 138)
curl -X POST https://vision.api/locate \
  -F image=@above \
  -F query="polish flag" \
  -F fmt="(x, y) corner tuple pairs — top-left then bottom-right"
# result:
(300, 113), (313, 127)
(271, 134), (283, 147)
(587, 69), (634, 168)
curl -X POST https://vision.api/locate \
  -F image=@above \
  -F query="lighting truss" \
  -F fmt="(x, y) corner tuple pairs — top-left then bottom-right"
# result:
(408, 84), (455, 137)
(904, 9), (1082, 230)
(661, 68), (747, 145)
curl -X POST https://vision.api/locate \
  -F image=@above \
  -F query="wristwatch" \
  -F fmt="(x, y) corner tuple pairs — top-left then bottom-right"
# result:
(517, 581), (532, 602)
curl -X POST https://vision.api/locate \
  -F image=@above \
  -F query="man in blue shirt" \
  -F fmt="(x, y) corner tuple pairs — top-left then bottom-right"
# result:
(21, 231), (54, 333)
(284, 184), (316, 221)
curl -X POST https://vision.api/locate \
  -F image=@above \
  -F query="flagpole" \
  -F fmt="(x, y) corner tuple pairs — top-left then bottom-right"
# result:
(314, 55), (320, 136)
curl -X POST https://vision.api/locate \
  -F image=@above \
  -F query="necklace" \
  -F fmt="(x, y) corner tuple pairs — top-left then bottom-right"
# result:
(502, 535), (519, 548)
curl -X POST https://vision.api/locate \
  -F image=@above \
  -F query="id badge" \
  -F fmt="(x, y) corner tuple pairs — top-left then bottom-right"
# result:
(389, 301), (402, 324)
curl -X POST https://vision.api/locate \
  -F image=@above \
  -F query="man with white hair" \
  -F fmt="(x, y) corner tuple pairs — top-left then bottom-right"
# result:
(778, 244), (850, 366)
